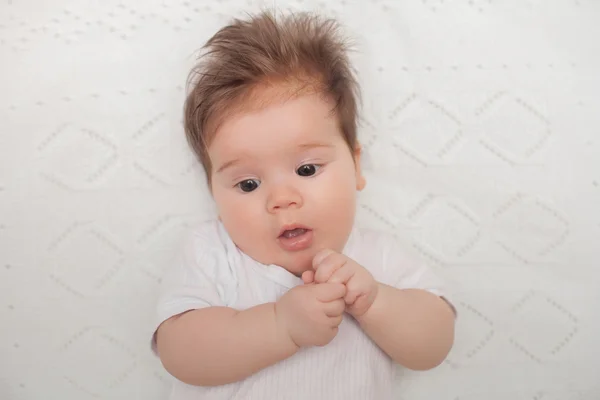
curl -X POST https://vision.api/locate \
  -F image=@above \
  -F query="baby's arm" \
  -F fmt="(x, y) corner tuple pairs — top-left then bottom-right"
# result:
(356, 284), (455, 370)
(156, 303), (296, 386)
(156, 281), (346, 386)
(309, 248), (455, 370)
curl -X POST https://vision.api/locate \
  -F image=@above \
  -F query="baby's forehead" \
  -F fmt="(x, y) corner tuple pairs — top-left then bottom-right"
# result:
(209, 80), (332, 136)
(208, 105), (344, 171)
(212, 93), (337, 143)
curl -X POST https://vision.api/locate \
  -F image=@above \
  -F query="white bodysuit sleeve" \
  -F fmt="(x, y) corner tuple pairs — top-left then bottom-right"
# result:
(150, 221), (236, 353)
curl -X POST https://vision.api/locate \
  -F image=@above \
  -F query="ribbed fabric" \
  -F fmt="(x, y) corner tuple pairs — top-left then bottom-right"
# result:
(171, 317), (394, 400)
(152, 220), (448, 400)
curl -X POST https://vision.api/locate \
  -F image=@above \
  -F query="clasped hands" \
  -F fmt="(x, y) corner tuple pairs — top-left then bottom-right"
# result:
(275, 249), (379, 349)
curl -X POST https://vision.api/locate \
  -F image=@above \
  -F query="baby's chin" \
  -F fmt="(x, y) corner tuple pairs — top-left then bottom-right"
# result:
(266, 251), (315, 277)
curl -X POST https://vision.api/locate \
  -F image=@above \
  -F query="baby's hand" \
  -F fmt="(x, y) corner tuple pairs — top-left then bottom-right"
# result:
(302, 250), (379, 317)
(275, 282), (346, 348)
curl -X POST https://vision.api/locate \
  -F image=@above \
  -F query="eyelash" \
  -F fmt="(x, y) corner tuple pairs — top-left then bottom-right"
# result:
(235, 179), (260, 193)
(296, 163), (322, 177)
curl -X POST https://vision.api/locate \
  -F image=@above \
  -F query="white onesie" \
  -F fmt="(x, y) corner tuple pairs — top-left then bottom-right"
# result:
(152, 220), (450, 400)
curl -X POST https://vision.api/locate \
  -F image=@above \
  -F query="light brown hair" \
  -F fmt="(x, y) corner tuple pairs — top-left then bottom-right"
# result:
(183, 10), (360, 183)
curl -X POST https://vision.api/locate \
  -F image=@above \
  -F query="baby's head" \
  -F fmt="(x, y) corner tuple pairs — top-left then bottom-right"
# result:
(184, 10), (365, 276)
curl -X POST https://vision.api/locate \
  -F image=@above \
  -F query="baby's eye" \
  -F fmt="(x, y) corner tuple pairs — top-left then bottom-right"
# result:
(296, 164), (321, 177)
(237, 179), (260, 192)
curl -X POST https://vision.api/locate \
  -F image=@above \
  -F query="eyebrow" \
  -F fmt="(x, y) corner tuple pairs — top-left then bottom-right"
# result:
(297, 142), (335, 150)
(216, 158), (242, 174)
(215, 142), (334, 174)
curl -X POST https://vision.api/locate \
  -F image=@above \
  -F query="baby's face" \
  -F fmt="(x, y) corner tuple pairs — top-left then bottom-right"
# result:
(209, 91), (365, 276)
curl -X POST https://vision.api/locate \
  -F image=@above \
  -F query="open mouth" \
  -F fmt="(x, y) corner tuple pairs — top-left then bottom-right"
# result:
(280, 227), (309, 239)
(277, 225), (313, 251)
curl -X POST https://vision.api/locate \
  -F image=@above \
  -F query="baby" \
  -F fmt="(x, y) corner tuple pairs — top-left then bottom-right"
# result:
(152, 10), (456, 400)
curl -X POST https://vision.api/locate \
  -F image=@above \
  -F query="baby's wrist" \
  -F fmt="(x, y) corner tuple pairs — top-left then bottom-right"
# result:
(272, 302), (300, 354)
(352, 282), (381, 322)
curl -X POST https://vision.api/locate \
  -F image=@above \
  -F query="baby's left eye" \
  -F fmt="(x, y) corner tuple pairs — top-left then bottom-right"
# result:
(296, 164), (320, 177)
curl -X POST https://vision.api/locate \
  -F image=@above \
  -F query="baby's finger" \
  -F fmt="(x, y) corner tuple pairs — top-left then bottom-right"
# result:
(323, 298), (345, 317)
(312, 248), (336, 267)
(327, 264), (354, 285)
(344, 289), (362, 305)
(329, 314), (343, 328)
(314, 253), (346, 283)
(314, 282), (347, 302)
(302, 270), (315, 284)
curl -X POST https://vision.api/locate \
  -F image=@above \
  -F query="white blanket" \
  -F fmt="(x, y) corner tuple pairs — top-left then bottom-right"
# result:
(1, 1), (598, 399)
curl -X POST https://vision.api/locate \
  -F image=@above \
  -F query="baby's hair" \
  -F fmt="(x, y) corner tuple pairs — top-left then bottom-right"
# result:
(183, 10), (360, 183)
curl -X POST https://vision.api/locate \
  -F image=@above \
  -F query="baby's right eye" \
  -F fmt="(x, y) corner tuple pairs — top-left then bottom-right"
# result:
(236, 179), (260, 193)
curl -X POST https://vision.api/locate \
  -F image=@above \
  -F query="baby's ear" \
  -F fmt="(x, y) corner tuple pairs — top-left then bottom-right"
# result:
(353, 143), (366, 191)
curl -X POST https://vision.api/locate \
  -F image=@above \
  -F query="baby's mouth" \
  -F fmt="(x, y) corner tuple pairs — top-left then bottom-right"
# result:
(280, 228), (308, 239)
(277, 226), (314, 251)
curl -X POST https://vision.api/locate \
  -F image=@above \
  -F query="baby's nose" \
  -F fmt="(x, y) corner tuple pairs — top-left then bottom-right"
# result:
(266, 185), (303, 212)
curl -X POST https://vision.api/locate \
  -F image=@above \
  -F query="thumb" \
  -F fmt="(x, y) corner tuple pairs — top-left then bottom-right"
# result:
(312, 248), (335, 270)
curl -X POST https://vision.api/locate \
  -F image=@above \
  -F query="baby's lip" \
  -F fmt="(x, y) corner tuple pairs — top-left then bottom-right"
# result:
(276, 226), (314, 252)
(278, 224), (312, 237)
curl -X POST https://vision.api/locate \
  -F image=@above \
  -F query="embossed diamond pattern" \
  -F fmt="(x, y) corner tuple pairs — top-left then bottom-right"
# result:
(1, 1), (599, 399)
